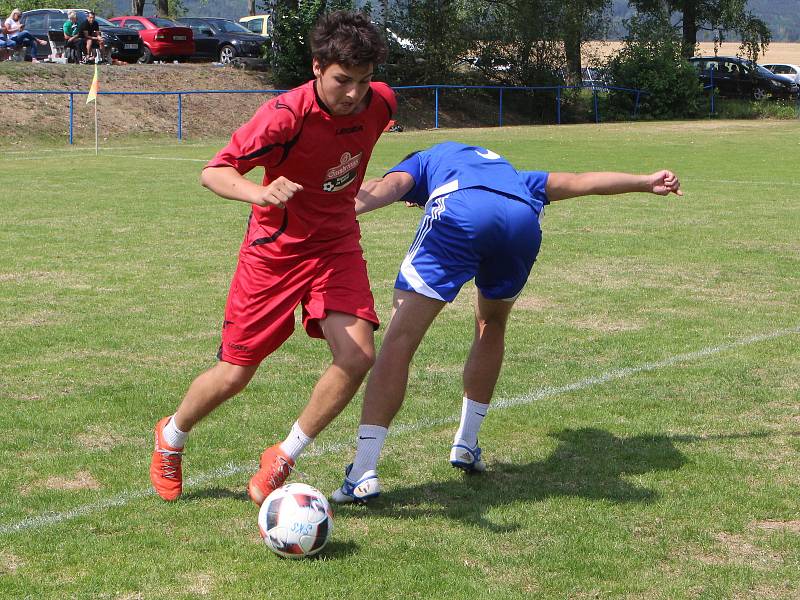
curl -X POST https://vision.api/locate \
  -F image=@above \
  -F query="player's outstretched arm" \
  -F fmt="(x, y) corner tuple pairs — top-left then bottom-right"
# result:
(546, 170), (682, 202)
(355, 171), (416, 215)
(201, 167), (302, 209)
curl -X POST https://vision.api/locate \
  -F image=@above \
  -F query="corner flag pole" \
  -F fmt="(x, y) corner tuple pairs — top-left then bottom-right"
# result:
(86, 64), (99, 154)
(94, 98), (98, 156)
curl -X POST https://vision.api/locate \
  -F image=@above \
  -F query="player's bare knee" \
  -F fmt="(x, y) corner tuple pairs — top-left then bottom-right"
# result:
(215, 363), (255, 395)
(335, 347), (375, 379)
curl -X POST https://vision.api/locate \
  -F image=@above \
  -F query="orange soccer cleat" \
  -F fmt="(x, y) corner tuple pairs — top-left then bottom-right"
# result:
(150, 416), (184, 501)
(248, 444), (294, 506)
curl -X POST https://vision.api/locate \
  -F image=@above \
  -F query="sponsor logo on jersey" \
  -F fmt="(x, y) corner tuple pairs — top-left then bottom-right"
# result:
(322, 151), (362, 192)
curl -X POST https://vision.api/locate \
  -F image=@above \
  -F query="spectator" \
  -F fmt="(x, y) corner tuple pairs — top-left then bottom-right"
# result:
(63, 10), (82, 63)
(4, 8), (48, 63)
(0, 21), (17, 61)
(78, 11), (104, 63)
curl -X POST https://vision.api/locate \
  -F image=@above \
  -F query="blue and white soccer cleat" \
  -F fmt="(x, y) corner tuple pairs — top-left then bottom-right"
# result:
(449, 442), (486, 473)
(330, 463), (381, 504)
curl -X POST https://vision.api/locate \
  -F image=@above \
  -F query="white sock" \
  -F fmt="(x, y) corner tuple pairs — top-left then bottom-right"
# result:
(279, 421), (314, 461)
(163, 415), (188, 449)
(453, 397), (488, 449)
(349, 425), (388, 480)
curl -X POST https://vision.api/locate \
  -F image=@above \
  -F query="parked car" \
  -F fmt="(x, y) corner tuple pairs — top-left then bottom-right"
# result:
(20, 8), (143, 63)
(175, 17), (266, 63)
(108, 16), (193, 63)
(239, 14), (272, 38)
(688, 56), (799, 101)
(761, 63), (800, 86)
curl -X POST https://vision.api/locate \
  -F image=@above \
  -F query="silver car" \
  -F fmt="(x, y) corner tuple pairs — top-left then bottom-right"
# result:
(762, 63), (800, 85)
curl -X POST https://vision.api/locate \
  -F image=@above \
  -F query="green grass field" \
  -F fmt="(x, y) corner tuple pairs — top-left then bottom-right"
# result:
(1, 121), (799, 599)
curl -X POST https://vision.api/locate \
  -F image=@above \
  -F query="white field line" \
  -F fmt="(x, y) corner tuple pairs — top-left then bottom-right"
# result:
(0, 153), (208, 163)
(692, 178), (800, 187)
(109, 155), (208, 162)
(1, 143), (218, 156)
(3, 151), (799, 190)
(1, 324), (798, 536)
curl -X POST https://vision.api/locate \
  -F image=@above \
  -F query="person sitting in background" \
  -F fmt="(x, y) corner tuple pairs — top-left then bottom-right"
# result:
(0, 21), (16, 60)
(63, 10), (82, 63)
(78, 11), (105, 63)
(4, 8), (49, 63)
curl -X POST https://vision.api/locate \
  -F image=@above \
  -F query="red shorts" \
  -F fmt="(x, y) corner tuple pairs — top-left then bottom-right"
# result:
(218, 251), (378, 366)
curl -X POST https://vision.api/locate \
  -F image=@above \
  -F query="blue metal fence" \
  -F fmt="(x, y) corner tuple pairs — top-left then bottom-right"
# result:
(0, 84), (649, 144)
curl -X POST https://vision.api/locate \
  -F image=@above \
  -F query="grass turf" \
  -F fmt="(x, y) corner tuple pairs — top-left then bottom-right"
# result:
(1, 120), (799, 599)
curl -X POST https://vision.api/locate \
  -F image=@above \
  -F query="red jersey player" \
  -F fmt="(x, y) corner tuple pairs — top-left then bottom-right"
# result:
(149, 10), (396, 505)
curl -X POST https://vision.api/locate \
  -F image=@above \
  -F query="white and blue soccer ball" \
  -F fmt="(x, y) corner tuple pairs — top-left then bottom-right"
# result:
(258, 483), (334, 559)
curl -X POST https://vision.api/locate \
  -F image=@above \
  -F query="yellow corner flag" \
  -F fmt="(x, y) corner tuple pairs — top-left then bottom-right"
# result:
(86, 64), (99, 104)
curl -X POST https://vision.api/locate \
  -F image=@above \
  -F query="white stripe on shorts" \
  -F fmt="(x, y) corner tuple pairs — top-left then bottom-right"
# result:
(399, 255), (446, 301)
(407, 196), (447, 260)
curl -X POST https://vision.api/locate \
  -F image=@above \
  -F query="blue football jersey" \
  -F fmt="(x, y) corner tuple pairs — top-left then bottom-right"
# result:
(386, 141), (549, 213)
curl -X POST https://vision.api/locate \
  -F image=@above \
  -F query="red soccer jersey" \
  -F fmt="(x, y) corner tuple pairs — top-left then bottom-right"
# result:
(206, 80), (396, 262)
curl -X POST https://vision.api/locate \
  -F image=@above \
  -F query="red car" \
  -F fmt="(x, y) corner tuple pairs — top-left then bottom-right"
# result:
(108, 16), (194, 63)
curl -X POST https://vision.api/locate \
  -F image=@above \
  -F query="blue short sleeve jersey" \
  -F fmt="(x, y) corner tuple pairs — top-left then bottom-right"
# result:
(386, 141), (550, 213)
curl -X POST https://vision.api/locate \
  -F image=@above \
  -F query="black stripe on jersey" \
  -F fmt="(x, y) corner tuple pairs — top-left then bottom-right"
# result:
(236, 131), (301, 167)
(239, 141), (287, 164)
(237, 102), (310, 167)
(250, 209), (289, 246)
(274, 100), (296, 118)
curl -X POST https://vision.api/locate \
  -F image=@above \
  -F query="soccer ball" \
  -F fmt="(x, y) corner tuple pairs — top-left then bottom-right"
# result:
(257, 483), (334, 559)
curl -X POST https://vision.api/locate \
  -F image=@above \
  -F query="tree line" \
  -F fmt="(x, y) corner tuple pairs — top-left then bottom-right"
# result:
(1, 0), (774, 119)
(261, 0), (771, 120)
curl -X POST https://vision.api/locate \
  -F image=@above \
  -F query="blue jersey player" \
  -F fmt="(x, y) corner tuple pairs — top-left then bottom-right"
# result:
(332, 141), (682, 503)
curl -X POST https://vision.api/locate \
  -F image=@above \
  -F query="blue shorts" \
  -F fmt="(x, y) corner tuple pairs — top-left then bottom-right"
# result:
(395, 188), (542, 302)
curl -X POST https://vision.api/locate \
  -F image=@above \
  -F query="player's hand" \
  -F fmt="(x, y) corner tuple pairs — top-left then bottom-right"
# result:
(649, 170), (682, 196)
(404, 201), (422, 209)
(254, 176), (303, 209)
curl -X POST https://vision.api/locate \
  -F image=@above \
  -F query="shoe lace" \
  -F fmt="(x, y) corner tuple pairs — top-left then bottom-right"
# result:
(158, 450), (182, 480)
(266, 456), (308, 488)
(267, 455), (291, 488)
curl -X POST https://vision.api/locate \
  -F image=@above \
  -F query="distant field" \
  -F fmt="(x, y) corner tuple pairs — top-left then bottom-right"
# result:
(585, 41), (800, 64)
(1, 121), (799, 599)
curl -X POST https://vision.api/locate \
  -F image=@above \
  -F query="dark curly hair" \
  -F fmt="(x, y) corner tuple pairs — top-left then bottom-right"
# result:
(309, 10), (387, 70)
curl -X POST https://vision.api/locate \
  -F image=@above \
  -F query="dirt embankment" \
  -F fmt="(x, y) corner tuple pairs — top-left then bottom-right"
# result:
(0, 61), (500, 144)
(1, 62), (285, 143)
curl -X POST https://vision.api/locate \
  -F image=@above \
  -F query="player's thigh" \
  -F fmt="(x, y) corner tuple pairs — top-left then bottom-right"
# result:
(475, 289), (516, 327)
(319, 311), (376, 370)
(382, 289), (446, 355)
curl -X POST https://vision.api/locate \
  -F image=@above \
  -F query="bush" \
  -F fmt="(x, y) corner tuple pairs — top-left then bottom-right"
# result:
(386, 0), (472, 85)
(605, 12), (704, 120)
(267, 0), (353, 87)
